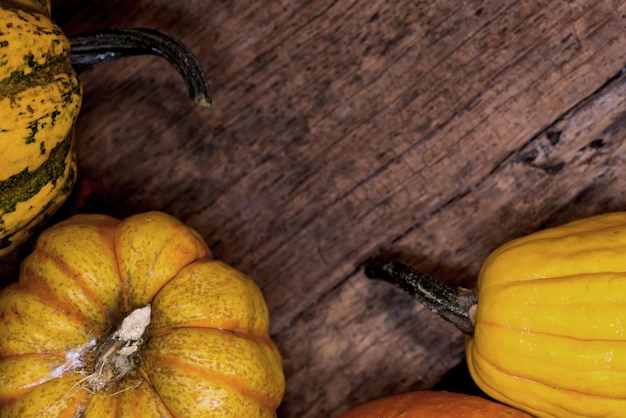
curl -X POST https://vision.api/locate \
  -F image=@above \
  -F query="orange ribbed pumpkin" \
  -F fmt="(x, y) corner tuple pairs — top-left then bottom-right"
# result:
(0, 211), (284, 417)
(337, 391), (532, 417)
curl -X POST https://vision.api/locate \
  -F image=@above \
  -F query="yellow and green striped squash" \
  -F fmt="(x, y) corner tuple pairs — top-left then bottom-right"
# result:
(0, 0), (211, 256)
(0, 0), (80, 256)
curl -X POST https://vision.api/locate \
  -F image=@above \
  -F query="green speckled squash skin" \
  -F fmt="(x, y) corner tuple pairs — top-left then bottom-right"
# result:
(0, 0), (81, 256)
(0, 0), (211, 257)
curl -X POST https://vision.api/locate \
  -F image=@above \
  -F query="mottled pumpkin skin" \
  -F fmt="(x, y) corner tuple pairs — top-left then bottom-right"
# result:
(466, 212), (626, 418)
(0, 211), (285, 417)
(0, 0), (81, 256)
(337, 391), (532, 417)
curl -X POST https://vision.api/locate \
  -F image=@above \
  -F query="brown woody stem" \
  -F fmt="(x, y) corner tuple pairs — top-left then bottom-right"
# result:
(365, 261), (477, 335)
(69, 28), (211, 107)
(88, 305), (151, 392)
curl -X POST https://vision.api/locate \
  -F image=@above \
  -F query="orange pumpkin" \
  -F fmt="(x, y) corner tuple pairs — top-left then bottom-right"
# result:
(0, 211), (284, 417)
(337, 391), (532, 417)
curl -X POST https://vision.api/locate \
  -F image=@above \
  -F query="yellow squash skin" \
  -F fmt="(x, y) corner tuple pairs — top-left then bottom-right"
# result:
(466, 212), (626, 418)
(0, 211), (285, 417)
(0, 0), (82, 256)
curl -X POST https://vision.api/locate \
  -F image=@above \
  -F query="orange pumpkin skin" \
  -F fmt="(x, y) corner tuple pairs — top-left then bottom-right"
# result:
(0, 211), (284, 417)
(337, 391), (532, 418)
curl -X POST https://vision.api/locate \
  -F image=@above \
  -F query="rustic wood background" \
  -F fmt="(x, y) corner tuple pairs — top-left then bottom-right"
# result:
(4, 1), (626, 416)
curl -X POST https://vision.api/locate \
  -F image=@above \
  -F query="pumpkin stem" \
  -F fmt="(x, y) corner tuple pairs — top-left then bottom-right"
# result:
(88, 305), (152, 392)
(365, 261), (477, 335)
(68, 28), (211, 107)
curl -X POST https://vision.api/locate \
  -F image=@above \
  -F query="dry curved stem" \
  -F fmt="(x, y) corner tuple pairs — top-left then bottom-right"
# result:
(69, 28), (212, 106)
(365, 261), (477, 335)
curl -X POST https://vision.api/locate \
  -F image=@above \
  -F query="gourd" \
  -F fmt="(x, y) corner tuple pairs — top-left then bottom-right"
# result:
(0, 211), (285, 417)
(0, 0), (211, 257)
(337, 390), (532, 417)
(366, 212), (626, 418)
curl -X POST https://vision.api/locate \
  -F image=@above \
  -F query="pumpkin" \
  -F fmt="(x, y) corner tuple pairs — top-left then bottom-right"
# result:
(0, 211), (284, 417)
(366, 212), (626, 418)
(0, 0), (211, 256)
(337, 390), (532, 417)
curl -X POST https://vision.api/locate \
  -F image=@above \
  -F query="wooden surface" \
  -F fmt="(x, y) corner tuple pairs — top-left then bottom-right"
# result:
(4, 1), (626, 416)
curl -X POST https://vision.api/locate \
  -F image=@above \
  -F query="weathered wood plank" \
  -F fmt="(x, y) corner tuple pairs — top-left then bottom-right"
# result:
(0, 1), (624, 417)
(394, 72), (626, 284)
(64, 0), (626, 337)
(60, 2), (626, 416)
(280, 69), (626, 418)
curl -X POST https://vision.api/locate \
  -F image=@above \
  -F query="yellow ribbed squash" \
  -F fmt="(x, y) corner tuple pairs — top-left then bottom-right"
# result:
(0, 0), (211, 256)
(366, 212), (626, 418)
(0, 211), (284, 417)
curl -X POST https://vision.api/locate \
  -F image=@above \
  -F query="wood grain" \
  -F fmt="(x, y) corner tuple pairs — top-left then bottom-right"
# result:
(2, 0), (625, 416)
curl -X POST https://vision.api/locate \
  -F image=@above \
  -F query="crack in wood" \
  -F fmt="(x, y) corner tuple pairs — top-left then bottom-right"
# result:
(381, 62), (626, 253)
